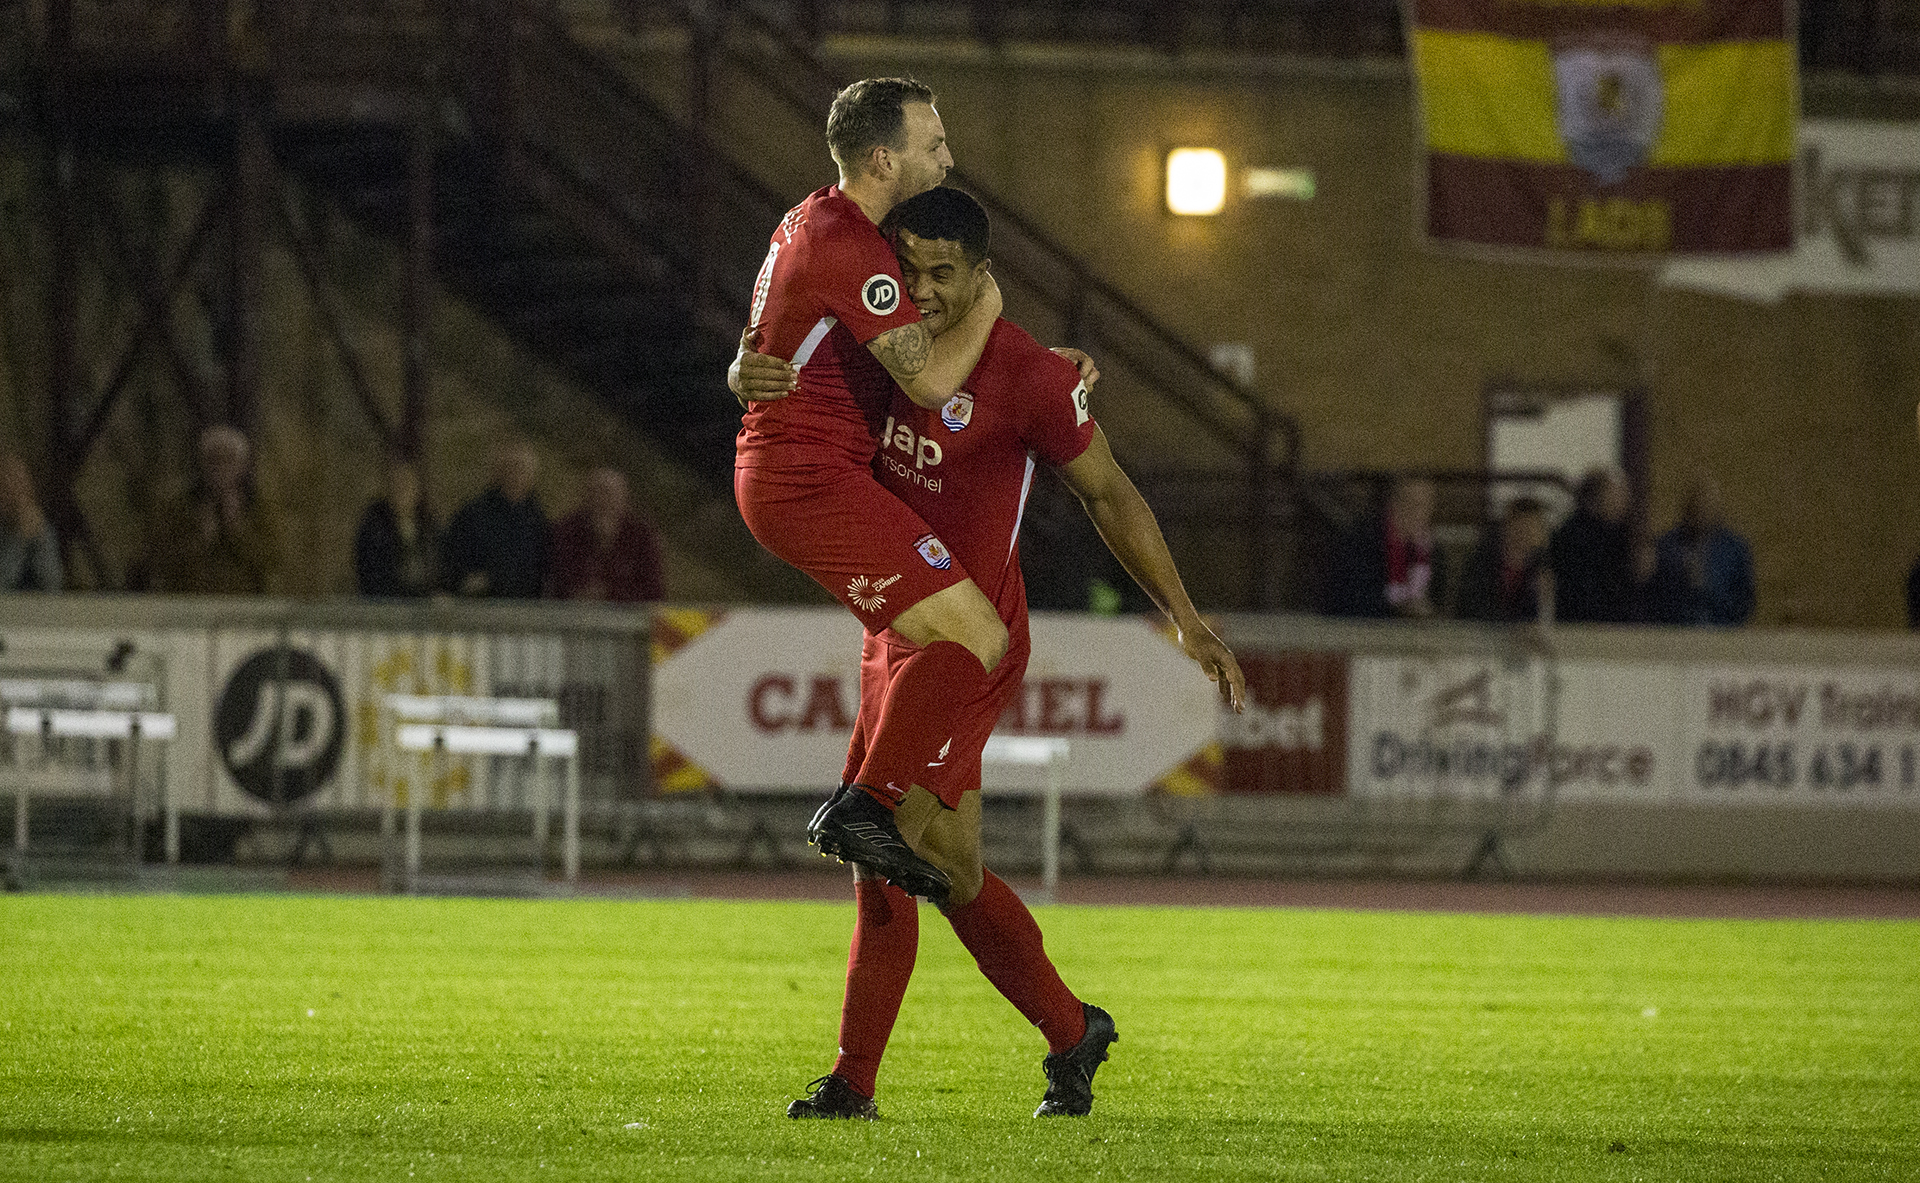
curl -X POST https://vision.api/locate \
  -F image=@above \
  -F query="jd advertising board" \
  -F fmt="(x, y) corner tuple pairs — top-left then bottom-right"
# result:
(0, 619), (645, 815)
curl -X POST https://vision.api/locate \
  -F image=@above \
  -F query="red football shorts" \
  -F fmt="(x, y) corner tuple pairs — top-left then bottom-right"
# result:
(735, 463), (971, 630)
(842, 612), (1031, 809)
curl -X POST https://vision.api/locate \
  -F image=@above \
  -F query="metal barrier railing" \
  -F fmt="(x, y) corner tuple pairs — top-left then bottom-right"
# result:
(5, 595), (1919, 886)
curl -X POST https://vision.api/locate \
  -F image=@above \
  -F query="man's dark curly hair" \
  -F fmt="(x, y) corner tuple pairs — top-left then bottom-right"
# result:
(881, 185), (990, 266)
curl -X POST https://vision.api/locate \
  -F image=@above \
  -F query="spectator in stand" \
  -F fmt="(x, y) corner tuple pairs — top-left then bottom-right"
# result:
(0, 453), (62, 592)
(146, 425), (282, 595)
(354, 456), (440, 598)
(1323, 475), (1447, 619)
(1549, 466), (1642, 623)
(1648, 476), (1755, 626)
(443, 439), (549, 599)
(1906, 553), (1920, 628)
(548, 466), (665, 603)
(1457, 495), (1551, 623)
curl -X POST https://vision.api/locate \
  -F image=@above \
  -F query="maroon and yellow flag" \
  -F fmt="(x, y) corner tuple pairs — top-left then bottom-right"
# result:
(1408, 0), (1796, 256)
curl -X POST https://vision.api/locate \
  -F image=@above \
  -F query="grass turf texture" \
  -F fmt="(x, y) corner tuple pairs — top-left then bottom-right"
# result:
(1, 896), (1916, 1182)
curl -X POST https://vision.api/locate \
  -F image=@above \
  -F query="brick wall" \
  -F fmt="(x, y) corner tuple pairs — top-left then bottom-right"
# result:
(793, 47), (1920, 628)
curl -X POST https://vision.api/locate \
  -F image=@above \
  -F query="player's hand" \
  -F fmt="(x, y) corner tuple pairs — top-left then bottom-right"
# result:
(1051, 348), (1101, 389)
(978, 271), (1004, 320)
(728, 328), (797, 408)
(1177, 618), (1246, 713)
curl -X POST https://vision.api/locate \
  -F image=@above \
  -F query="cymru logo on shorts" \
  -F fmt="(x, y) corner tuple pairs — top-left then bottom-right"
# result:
(914, 534), (954, 571)
(940, 392), (974, 432)
(847, 572), (903, 613)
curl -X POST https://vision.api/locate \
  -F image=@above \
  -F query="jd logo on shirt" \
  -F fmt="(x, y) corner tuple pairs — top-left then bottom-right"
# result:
(862, 274), (901, 316)
(215, 646), (346, 804)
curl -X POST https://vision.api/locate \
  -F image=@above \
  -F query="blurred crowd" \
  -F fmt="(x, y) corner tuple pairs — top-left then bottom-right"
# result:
(1321, 470), (1759, 627)
(0, 427), (665, 605)
(5, 430), (1917, 630)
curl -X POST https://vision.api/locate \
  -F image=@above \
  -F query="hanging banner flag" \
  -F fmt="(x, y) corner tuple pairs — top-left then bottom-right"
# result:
(1407, 0), (1796, 256)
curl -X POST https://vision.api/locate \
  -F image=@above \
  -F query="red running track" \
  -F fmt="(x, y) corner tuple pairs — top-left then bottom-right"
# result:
(286, 866), (1920, 919)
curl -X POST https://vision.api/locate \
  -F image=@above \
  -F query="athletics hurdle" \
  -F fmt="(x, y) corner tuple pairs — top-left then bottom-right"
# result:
(984, 734), (1071, 902)
(383, 695), (580, 893)
(2, 678), (177, 883)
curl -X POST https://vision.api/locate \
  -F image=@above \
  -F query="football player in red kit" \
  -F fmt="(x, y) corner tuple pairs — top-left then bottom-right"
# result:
(734, 187), (1246, 1121)
(735, 77), (1021, 905)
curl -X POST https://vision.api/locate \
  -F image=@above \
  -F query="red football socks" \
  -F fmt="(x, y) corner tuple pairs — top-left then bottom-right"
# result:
(830, 879), (920, 1097)
(855, 639), (987, 807)
(944, 870), (1087, 1053)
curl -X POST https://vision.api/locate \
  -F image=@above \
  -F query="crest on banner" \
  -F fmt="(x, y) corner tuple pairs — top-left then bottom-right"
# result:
(1552, 34), (1665, 186)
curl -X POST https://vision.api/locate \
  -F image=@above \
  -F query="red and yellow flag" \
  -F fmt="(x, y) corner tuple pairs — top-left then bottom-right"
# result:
(1408, 0), (1796, 256)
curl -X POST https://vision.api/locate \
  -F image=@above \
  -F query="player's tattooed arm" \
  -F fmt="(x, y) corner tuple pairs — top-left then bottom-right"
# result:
(1058, 427), (1247, 713)
(727, 328), (797, 410)
(868, 321), (932, 381)
(869, 272), (1004, 410)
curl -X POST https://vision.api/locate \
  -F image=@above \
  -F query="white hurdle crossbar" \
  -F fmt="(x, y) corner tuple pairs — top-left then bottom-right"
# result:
(2, 681), (177, 863)
(383, 695), (580, 890)
(981, 735), (1071, 902)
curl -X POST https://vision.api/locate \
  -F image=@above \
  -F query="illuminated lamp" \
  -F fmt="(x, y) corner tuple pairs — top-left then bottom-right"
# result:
(1165, 147), (1227, 216)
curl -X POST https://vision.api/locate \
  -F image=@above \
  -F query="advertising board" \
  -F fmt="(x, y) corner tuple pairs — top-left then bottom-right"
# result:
(1681, 666), (1920, 806)
(649, 609), (1223, 795)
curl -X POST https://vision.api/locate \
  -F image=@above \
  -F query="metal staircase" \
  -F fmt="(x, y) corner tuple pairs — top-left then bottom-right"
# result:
(568, 0), (1321, 606)
(277, 2), (800, 488)
(7, 0), (1329, 605)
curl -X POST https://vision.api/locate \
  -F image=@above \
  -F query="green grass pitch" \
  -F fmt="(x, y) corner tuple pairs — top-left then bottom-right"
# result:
(2, 893), (1916, 1182)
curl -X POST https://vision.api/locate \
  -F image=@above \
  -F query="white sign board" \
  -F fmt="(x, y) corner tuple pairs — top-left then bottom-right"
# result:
(650, 609), (1220, 794)
(0, 620), (643, 817)
(1661, 120), (1920, 303)
(1679, 665), (1920, 805)
(1341, 652), (1920, 808)
(1347, 654), (1681, 804)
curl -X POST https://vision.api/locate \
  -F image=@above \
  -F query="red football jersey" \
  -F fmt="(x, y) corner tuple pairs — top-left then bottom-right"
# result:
(736, 185), (922, 472)
(871, 317), (1095, 621)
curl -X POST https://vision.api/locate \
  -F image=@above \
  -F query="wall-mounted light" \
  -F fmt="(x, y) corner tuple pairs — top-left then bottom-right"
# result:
(1166, 148), (1227, 216)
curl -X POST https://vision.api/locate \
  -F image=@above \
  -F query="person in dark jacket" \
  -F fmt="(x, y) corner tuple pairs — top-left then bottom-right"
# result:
(144, 425), (282, 595)
(1648, 476), (1755, 626)
(1323, 476), (1447, 619)
(1549, 466), (1642, 623)
(354, 458), (440, 597)
(0, 453), (62, 592)
(1906, 554), (1920, 628)
(1457, 495), (1551, 623)
(443, 441), (550, 599)
(548, 466), (665, 603)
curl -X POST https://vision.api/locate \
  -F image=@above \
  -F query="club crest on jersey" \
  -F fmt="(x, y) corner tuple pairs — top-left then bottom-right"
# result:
(862, 274), (901, 316)
(940, 392), (974, 433)
(914, 533), (954, 571)
(847, 572), (903, 613)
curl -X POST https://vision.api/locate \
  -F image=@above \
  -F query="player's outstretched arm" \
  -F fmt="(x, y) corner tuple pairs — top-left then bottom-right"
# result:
(1057, 427), (1247, 713)
(869, 273), (1004, 410)
(727, 328), (797, 409)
